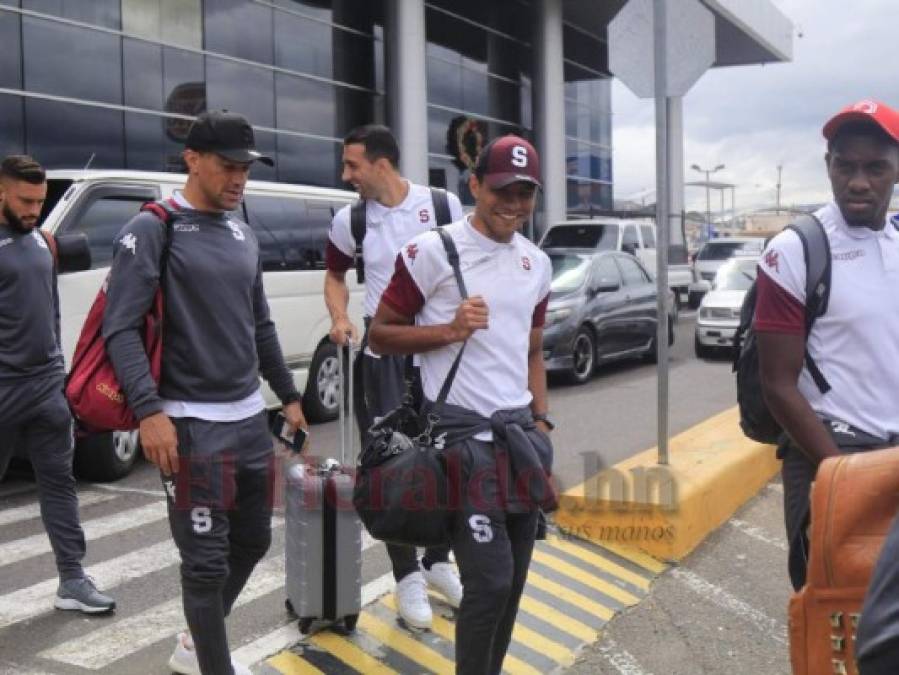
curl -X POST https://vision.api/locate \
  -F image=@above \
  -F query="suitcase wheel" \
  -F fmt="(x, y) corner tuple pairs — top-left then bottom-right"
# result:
(298, 617), (315, 634)
(284, 599), (296, 617)
(344, 614), (359, 632)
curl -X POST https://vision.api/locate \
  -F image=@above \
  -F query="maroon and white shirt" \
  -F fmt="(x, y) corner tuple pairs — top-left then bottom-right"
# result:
(380, 217), (551, 421)
(754, 202), (899, 438)
(326, 181), (464, 317)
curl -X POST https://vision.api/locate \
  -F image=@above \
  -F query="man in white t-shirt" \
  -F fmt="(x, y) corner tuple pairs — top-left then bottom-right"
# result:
(754, 100), (899, 592)
(324, 124), (464, 629)
(369, 135), (555, 675)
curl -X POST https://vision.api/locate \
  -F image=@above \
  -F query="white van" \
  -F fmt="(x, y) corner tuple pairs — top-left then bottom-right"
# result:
(540, 218), (694, 303)
(36, 170), (362, 481)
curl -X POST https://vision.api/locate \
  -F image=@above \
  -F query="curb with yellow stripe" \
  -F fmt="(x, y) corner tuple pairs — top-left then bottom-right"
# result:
(260, 533), (664, 675)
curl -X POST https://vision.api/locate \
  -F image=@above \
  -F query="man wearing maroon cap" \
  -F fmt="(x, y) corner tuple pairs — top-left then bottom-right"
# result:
(754, 100), (899, 591)
(369, 134), (555, 674)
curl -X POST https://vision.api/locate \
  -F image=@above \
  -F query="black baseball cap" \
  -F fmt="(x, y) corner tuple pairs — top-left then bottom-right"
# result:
(185, 110), (273, 166)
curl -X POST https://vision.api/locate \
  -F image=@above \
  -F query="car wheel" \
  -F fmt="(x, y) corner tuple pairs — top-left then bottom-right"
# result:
(303, 341), (341, 423)
(688, 291), (703, 309)
(694, 333), (712, 359)
(75, 430), (141, 482)
(568, 327), (595, 384)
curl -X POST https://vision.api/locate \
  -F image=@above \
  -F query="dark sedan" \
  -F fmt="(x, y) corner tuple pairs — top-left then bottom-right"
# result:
(542, 249), (676, 383)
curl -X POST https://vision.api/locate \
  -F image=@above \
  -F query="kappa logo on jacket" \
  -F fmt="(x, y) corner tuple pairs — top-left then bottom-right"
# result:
(32, 230), (48, 249)
(120, 233), (137, 255)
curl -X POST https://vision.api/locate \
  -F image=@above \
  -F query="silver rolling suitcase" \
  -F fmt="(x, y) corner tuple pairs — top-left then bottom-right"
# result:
(284, 340), (362, 633)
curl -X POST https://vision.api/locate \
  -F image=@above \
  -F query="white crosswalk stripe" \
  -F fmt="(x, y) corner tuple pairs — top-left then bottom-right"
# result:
(0, 500), (168, 568)
(0, 491), (116, 528)
(39, 553), (287, 669)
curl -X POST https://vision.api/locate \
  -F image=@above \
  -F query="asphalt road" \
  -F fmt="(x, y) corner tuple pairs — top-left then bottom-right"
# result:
(0, 311), (758, 675)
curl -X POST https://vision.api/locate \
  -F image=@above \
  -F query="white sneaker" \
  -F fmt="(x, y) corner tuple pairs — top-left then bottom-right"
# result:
(395, 571), (432, 629)
(423, 562), (463, 609)
(167, 632), (251, 675)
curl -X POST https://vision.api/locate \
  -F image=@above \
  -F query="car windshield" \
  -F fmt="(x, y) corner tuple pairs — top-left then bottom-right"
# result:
(543, 224), (618, 250)
(549, 254), (590, 292)
(697, 240), (762, 261)
(713, 260), (758, 291)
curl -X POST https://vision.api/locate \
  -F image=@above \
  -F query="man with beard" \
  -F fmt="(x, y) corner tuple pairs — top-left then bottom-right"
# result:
(755, 100), (899, 591)
(324, 124), (464, 629)
(0, 155), (116, 613)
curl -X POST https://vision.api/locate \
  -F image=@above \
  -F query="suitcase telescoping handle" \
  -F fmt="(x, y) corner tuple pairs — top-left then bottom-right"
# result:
(337, 334), (356, 466)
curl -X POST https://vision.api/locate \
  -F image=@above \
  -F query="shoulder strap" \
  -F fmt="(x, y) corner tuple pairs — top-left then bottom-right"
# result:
(38, 229), (58, 269)
(139, 198), (178, 286)
(433, 226), (468, 405)
(350, 199), (366, 284)
(430, 187), (452, 226)
(785, 213), (831, 393)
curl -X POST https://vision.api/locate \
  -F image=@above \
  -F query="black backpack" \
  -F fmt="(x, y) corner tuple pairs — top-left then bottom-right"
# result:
(734, 214), (832, 444)
(350, 187), (452, 284)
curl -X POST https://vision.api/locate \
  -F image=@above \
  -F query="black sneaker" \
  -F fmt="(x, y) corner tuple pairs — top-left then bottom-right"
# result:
(54, 576), (116, 614)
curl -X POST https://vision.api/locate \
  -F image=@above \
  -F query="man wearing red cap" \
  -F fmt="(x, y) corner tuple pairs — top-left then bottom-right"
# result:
(369, 135), (555, 674)
(754, 100), (899, 591)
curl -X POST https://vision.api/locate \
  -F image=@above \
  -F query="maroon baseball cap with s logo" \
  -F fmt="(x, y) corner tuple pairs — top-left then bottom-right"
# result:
(474, 135), (542, 189)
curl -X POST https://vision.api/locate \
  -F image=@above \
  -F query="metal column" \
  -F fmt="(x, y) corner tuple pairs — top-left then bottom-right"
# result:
(533, 0), (566, 235)
(385, 0), (429, 184)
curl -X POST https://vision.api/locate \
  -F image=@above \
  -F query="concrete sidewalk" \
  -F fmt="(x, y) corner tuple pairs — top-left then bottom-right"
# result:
(570, 478), (791, 674)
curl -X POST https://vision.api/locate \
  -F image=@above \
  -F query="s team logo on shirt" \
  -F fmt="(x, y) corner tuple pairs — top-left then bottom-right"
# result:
(833, 249), (865, 261)
(406, 243), (419, 263)
(764, 250), (779, 273)
(418, 209), (430, 224)
(120, 233), (138, 255)
(226, 220), (246, 241)
(174, 223), (199, 233)
(521, 256), (531, 271)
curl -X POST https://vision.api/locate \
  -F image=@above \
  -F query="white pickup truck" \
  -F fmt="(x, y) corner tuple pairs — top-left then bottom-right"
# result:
(540, 219), (695, 305)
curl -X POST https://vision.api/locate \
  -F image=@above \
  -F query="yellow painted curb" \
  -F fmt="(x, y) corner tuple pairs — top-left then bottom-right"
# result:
(554, 406), (779, 561)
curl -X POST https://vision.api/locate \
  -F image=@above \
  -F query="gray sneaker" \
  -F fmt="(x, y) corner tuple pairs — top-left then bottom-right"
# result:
(54, 576), (116, 614)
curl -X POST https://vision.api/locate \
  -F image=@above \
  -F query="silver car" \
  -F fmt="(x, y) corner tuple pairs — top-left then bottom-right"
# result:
(694, 256), (758, 358)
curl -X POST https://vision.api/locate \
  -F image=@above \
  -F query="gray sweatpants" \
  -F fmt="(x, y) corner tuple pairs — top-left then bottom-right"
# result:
(163, 412), (274, 675)
(0, 374), (84, 580)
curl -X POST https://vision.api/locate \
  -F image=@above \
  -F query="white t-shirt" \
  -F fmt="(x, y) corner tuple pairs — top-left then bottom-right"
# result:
(326, 181), (464, 317)
(381, 217), (551, 422)
(755, 202), (899, 439)
(161, 191), (266, 422)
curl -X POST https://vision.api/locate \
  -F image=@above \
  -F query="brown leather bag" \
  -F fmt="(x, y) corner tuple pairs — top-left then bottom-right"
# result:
(789, 447), (899, 675)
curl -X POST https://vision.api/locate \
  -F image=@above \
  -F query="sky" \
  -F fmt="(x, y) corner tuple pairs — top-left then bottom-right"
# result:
(611, 0), (899, 214)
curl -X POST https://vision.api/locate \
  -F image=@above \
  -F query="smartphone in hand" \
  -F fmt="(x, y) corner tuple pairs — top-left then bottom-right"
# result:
(271, 413), (309, 454)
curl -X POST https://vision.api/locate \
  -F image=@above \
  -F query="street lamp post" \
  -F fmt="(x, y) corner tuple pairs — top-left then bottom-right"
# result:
(691, 163), (725, 236)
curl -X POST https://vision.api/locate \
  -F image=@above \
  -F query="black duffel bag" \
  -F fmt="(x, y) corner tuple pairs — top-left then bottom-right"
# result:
(353, 226), (467, 548)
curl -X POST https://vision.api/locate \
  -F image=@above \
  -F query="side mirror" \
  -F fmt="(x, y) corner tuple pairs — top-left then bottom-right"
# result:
(54, 233), (92, 273)
(591, 279), (620, 294)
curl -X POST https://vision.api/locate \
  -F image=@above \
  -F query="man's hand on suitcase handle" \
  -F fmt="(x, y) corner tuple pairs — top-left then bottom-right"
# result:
(329, 316), (359, 346)
(140, 412), (179, 475)
(283, 401), (310, 455)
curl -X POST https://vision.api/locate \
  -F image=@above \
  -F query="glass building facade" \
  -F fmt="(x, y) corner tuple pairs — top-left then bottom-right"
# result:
(0, 0), (613, 212)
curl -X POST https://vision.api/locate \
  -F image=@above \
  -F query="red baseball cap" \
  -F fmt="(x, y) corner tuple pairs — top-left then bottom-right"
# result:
(822, 100), (899, 143)
(475, 135), (542, 189)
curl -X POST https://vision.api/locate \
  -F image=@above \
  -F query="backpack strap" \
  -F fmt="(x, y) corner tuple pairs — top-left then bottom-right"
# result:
(785, 214), (831, 394)
(38, 229), (58, 269)
(430, 187), (452, 226)
(350, 199), (366, 284)
(433, 226), (468, 406)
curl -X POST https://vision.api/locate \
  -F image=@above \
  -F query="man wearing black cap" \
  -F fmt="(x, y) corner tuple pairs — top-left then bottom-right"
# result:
(103, 110), (307, 675)
(754, 100), (899, 591)
(369, 135), (555, 674)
